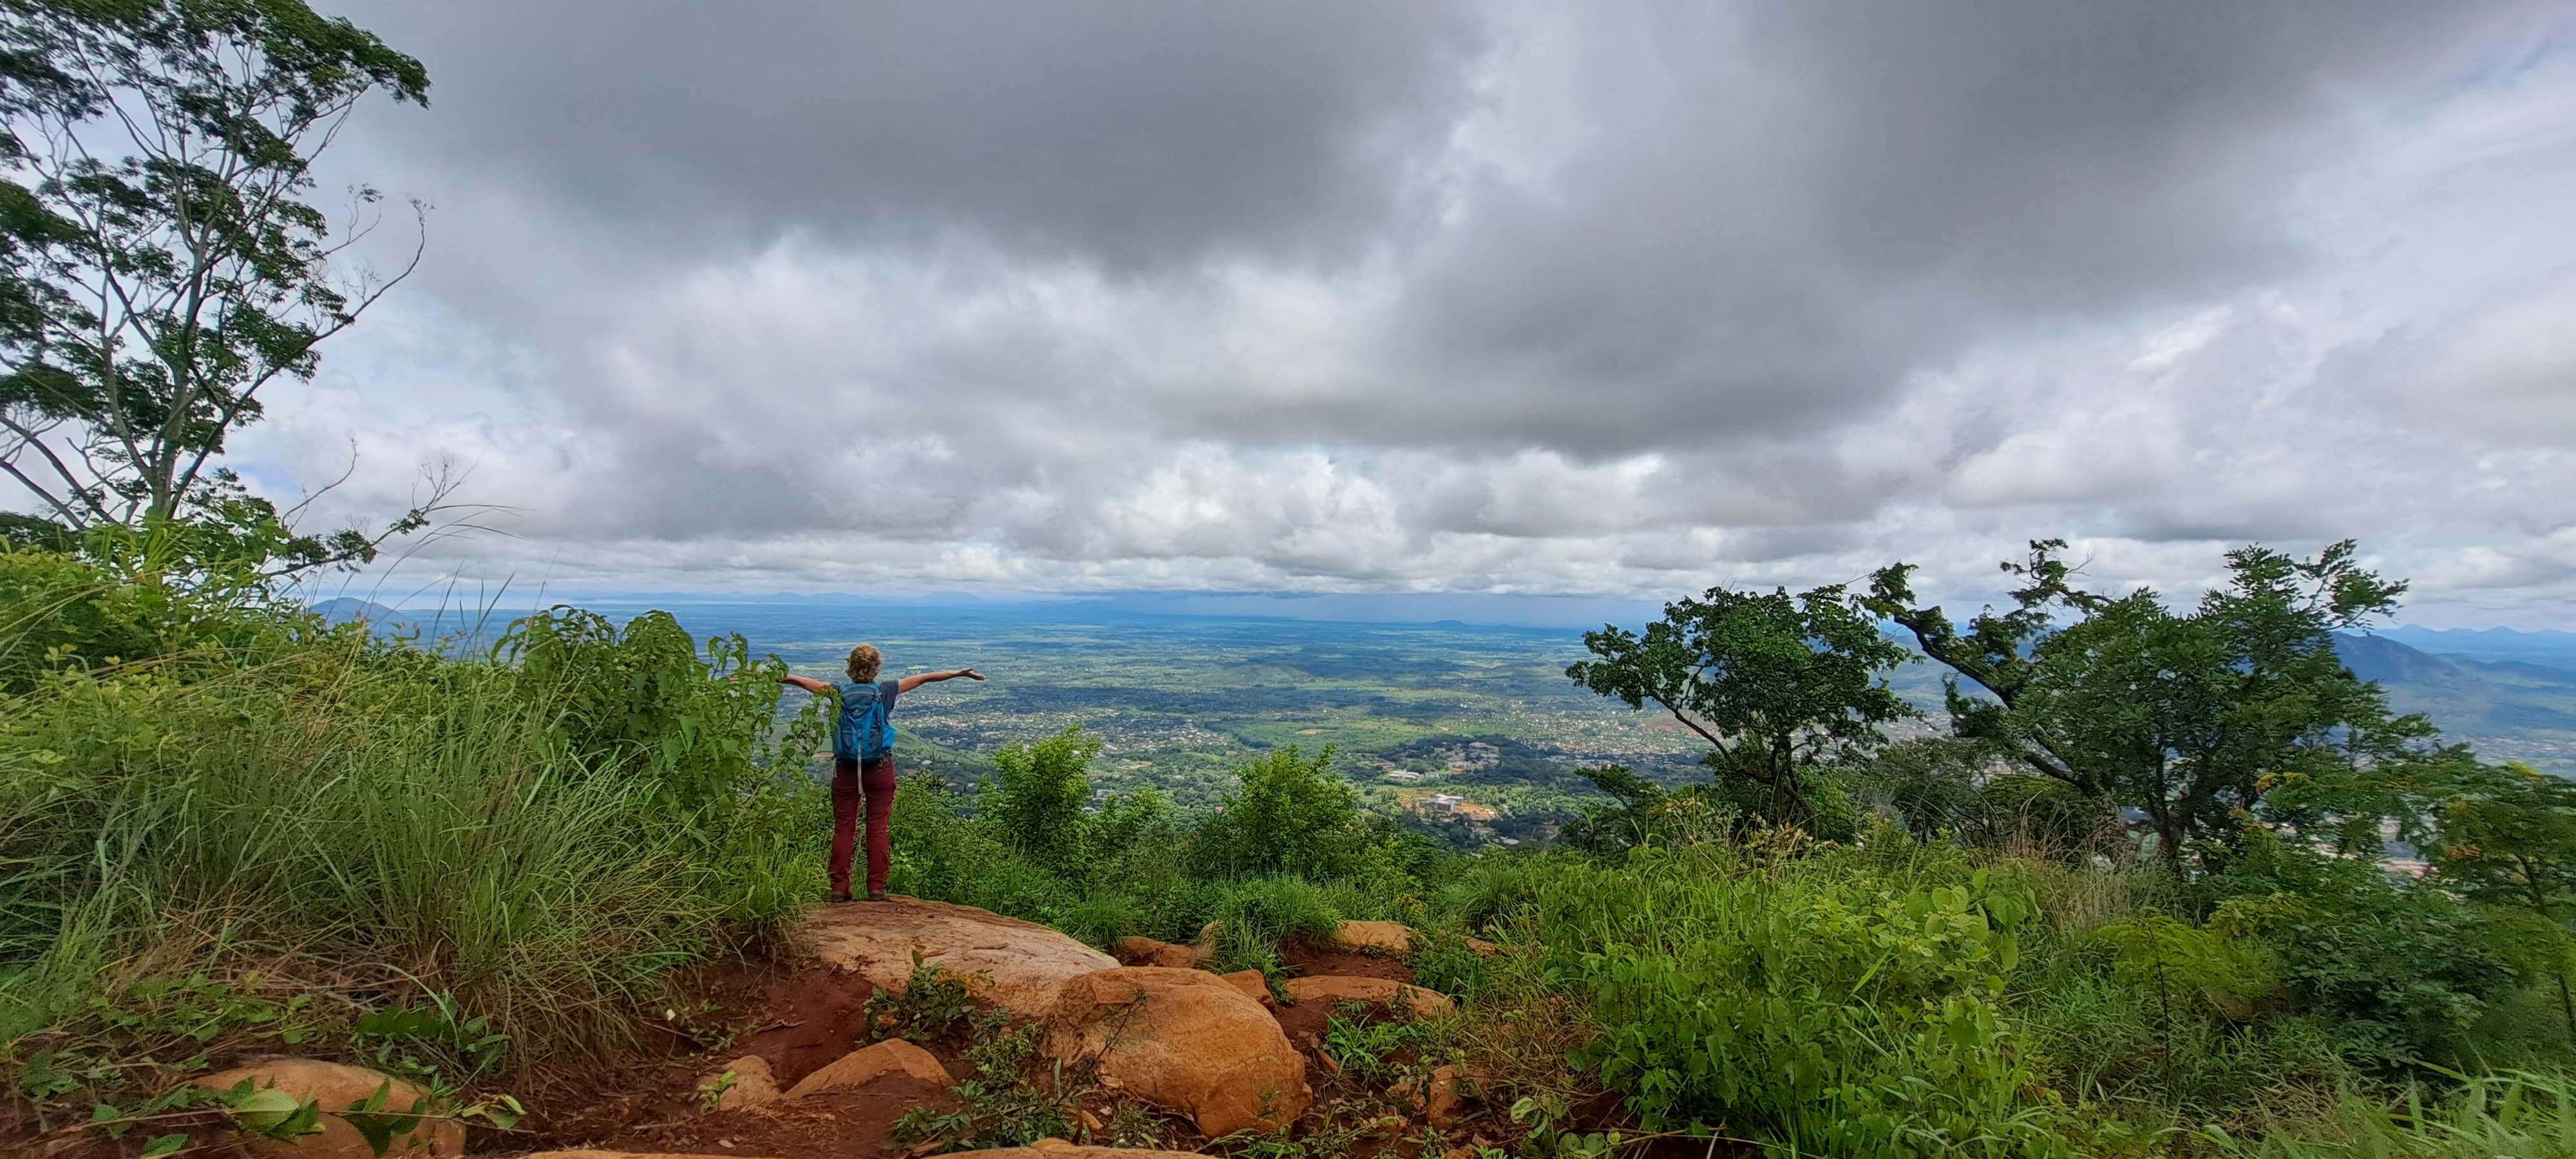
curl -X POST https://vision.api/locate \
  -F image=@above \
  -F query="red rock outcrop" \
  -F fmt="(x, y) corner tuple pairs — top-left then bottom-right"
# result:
(1044, 966), (1310, 1136)
(782, 1038), (953, 1098)
(793, 896), (1117, 1017)
(1282, 974), (1456, 1019)
(194, 1059), (462, 1159)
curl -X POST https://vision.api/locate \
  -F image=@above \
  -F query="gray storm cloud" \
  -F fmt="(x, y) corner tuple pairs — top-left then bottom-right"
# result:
(211, 0), (2576, 624)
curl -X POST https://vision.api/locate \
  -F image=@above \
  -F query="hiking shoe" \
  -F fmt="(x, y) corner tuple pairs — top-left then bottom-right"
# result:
(829, 890), (854, 904)
(866, 889), (889, 902)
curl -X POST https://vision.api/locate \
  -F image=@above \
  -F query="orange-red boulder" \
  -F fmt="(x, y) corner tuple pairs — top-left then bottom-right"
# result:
(1331, 920), (1414, 955)
(793, 896), (1117, 1017)
(782, 1038), (952, 1098)
(1110, 936), (1197, 969)
(1217, 968), (1274, 1006)
(1283, 975), (1455, 1019)
(1044, 966), (1309, 1136)
(194, 1059), (462, 1159)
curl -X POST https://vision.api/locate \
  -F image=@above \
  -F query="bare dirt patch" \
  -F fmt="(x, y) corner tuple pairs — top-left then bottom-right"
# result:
(1278, 936), (1415, 983)
(576, 1077), (960, 1158)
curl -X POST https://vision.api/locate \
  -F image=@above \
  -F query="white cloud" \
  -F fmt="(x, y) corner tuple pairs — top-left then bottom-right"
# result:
(164, 1), (2576, 629)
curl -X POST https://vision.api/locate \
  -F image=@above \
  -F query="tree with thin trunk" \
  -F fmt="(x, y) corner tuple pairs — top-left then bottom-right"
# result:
(1866, 539), (2445, 874)
(1568, 583), (1913, 829)
(2429, 760), (2576, 1040)
(0, 0), (443, 572)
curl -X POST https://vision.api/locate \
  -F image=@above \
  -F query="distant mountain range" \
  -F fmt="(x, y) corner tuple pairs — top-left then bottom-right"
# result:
(2335, 631), (2576, 773)
(306, 598), (511, 645)
(308, 597), (400, 625)
(302, 594), (2576, 775)
(2376, 625), (2576, 671)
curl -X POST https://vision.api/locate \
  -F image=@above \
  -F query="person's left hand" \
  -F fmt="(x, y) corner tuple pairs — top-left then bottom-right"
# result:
(960, 668), (986, 681)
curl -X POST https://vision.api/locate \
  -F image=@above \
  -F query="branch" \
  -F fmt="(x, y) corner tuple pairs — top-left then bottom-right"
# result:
(0, 448), (86, 526)
(0, 409), (109, 523)
(1654, 698), (1731, 753)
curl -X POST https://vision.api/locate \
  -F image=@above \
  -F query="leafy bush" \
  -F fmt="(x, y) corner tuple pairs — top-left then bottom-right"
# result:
(2213, 1069), (2576, 1159)
(0, 548), (824, 1086)
(865, 957), (974, 1043)
(979, 726), (1175, 889)
(891, 1009), (1083, 1151)
(1516, 841), (2066, 1157)
(502, 607), (791, 809)
(1189, 746), (1377, 880)
(983, 726), (1103, 876)
(2204, 831), (2517, 1069)
(1200, 876), (1352, 974)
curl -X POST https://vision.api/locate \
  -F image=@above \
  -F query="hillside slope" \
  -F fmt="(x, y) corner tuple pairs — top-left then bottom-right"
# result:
(2335, 632), (2576, 771)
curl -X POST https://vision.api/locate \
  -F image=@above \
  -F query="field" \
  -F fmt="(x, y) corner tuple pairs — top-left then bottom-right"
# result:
(351, 598), (2576, 838)
(571, 602), (1719, 840)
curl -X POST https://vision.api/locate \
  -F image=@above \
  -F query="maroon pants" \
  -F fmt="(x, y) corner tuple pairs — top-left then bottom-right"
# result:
(831, 755), (897, 897)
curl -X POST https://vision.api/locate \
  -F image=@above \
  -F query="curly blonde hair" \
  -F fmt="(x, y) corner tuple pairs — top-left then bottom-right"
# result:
(846, 644), (883, 683)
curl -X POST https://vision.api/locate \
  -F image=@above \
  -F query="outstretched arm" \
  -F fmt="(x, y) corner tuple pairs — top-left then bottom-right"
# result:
(780, 674), (833, 695)
(898, 668), (985, 693)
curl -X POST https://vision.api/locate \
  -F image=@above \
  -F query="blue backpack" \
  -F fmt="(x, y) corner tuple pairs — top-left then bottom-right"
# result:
(834, 681), (898, 762)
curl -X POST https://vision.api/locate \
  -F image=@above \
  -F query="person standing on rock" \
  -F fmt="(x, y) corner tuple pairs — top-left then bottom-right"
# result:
(781, 645), (984, 902)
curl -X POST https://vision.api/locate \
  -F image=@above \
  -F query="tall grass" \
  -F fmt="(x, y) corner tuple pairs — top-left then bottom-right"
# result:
(0, 551), (822, 1084)
(2213, 1071), (2576, 1159)
(1478, 829), (2072, 1157)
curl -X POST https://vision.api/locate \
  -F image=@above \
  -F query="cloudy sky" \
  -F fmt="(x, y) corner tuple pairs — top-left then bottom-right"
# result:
(218, 1), (2576, 626)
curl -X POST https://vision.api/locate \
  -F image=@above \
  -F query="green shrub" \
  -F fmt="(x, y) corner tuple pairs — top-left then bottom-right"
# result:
(500, 607), (790, 809)
(1189, 746), (1376, 879)
(2213, 1070), (2576, 1159)
(1850, 739), (2108, 855)
(2204, 831), (2517, 1069)
(1519, 842), (2067, 1157)
(0, 549), (823, 1084)
(1201, 876), (1353, 975)
(890, 1010), (1080, 1151)
(865, 957), (974, 1043)
(983, 727), (1103, 877)
(1407, 930), (1492, 1003)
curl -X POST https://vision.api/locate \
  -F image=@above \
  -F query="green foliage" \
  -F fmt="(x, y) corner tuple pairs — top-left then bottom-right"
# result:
(864, 956), (974, 1044)
(2089, 909), (2277, 1023)
(501, 606), (795, 809)
(0, 0), (440, 565)
(1514, 840), (2062, 1156)
(0, 547), (823, 1098)
(1568, 583), (1913, 829)
(979, 725), (1173, 886)
(1850, 737), (2105, 854)
(2211, 1070), (2576, 1159)
(2206, 830), (2517, 1069)
(0, 539), (299, 693)
(1200, 875), (1352, 974)
(2427, 760), (2576, 1037)
(1190, 744), (1378, 880)
(1870, 540), (2441, 871)
(984, 726), (1101, 875)
(1556, 765), (1725, 854)
(1322, 1010), (1449, 1083)
(890, 1009), (1082, 1153)
(1408, 928), (1493, 1002)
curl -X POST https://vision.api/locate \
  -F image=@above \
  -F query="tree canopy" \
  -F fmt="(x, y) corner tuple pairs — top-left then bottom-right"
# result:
(1865, 539), (2450, 870)
(0, 0), (439, 571)
(1567, 582), (1912, 829)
